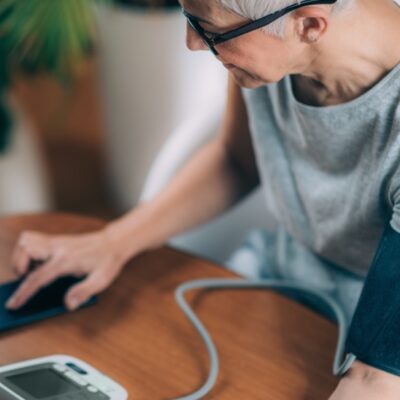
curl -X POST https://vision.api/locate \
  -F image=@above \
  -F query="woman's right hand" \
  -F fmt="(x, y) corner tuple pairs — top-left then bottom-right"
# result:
(5, 227), (135, 311)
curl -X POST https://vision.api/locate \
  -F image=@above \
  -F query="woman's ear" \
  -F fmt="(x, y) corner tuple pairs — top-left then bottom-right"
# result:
(294, 6), (331, 44)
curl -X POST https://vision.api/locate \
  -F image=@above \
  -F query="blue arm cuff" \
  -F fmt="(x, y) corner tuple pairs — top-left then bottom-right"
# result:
(345, 222), (400, 376)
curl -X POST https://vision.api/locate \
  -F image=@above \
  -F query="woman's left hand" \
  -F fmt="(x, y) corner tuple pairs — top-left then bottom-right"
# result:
(329, 361), (400, 400)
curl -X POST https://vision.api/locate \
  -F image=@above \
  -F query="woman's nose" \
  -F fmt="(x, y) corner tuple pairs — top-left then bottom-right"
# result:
(186, 24), (208, 52)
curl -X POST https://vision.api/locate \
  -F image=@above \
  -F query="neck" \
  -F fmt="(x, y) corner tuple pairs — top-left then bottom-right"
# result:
(295, 0), (400, 106)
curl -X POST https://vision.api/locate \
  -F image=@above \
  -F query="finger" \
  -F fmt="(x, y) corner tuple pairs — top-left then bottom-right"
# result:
(11, 233), (50, 276)
(65, 269), (116, 311)
(6, 260), (62, 310)
(12, 250), (31, 277)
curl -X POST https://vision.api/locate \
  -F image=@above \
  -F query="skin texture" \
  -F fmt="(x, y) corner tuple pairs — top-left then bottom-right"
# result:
(328, 360), (400, 399)
(6, 0), (400, 397)
(183, 0), (400, 104)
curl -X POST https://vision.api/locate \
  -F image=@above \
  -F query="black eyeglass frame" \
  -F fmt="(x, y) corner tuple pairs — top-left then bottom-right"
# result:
(183, 0), (337, 56)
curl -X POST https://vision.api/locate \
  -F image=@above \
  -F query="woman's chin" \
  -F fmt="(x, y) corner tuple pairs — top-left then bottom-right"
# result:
(230, 68), (266, 89)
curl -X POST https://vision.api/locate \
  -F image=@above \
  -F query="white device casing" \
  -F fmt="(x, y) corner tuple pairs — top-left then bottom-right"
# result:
(0, 354), (128, 400)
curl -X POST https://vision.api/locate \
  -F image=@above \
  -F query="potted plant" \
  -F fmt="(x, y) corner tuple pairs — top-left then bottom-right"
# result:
(116, 0), (178, 7)
(96, 0), (227, 210)
(0, 0), (227, 215)
(0, 0), (108, 214)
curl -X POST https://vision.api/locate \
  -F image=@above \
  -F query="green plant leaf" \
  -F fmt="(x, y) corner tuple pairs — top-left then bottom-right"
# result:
(0, 0), (112, 151)
(0, 0), (111, 81)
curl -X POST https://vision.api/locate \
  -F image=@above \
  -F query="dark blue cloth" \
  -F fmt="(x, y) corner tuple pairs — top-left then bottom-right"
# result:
(345, 223), (400, 376)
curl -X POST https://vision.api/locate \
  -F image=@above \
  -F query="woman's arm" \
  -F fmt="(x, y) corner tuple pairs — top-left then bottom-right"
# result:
(6, 74), (260, 311)
(329, 360), (400, 399)
(105, 74), (260, 255)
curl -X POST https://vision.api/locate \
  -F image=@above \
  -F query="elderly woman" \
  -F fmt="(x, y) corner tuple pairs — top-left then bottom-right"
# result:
(6, 0), (400, 398)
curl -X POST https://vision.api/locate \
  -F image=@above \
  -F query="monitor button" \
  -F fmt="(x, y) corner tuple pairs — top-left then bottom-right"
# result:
(52, 363), (67, 372)
(92, 381), (109, 392)
(87, 385), (98, 393)
(65, 371), (87, 386)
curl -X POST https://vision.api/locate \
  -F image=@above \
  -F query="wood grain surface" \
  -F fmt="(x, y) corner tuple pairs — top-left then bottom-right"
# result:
(0, 214), (340, 399)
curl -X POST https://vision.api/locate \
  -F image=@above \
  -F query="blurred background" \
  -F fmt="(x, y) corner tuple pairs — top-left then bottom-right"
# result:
(0, 0), (271, 263)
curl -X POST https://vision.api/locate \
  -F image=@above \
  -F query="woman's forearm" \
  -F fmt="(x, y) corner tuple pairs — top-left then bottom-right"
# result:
(105, 138), (258, 262)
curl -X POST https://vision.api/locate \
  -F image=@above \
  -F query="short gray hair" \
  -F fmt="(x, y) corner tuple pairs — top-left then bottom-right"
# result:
(218, 0), (355, 37)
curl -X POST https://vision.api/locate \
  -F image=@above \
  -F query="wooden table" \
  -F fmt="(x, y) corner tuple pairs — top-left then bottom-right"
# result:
(0, 214), (340, 399)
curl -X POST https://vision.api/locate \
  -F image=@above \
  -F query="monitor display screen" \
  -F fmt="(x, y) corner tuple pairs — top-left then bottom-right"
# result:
(6, 369), (78, 398)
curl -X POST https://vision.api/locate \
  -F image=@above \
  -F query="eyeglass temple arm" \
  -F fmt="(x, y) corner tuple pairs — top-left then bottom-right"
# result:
(214, 0), (338, 44)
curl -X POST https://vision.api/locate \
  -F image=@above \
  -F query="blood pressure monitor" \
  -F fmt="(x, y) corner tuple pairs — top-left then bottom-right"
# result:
(0, 355), (128, 400)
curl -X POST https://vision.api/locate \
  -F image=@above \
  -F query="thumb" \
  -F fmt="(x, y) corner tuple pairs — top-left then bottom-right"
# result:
(65, 271), (110, 311)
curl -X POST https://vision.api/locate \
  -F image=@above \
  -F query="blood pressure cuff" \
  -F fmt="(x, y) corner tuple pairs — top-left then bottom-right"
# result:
(345, 223), (400, 376)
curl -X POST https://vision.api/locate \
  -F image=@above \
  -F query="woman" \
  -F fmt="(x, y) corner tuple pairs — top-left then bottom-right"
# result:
(6, 0), (400, 397)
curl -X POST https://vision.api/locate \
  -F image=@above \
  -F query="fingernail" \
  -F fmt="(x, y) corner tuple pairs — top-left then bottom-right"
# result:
(5, 297), (17, 310)
(67, 297), (79, 311)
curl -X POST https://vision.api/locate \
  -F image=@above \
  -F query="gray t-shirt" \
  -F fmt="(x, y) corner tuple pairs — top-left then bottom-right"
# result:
(242, 63), (400, 277)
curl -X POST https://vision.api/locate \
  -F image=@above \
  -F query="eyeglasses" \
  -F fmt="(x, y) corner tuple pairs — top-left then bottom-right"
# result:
(183, 0), (337, 56)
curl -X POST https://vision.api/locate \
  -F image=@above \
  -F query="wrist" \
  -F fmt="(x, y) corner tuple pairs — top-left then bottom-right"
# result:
(103, 203), (163, 264)
(102, 222), (141, 266)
